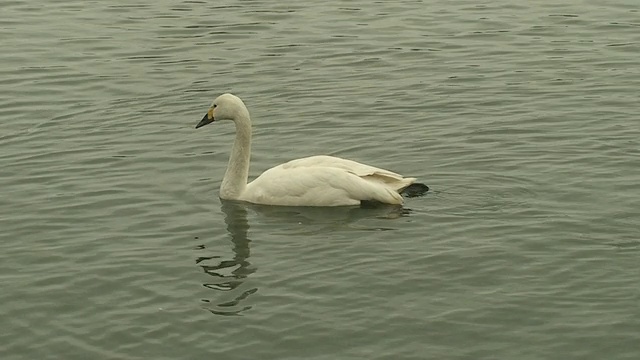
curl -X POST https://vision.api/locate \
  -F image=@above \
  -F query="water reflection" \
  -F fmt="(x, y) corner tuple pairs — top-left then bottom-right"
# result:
(245, 202), (411, 230)
(197, 200), (256, 316)
(197, 200), (412, 315)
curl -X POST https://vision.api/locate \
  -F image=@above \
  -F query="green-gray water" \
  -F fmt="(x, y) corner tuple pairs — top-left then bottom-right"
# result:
(2, 1), (639, 359)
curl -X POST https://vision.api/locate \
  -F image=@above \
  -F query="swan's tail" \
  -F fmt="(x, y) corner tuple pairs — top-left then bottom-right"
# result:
(399, 182), (429, 198)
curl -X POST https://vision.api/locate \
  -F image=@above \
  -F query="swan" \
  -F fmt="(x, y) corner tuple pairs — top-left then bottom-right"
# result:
(195, 93), (428, 206)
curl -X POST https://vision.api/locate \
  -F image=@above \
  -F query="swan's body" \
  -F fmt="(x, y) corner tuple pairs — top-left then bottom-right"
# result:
(195, 93), (427, 207)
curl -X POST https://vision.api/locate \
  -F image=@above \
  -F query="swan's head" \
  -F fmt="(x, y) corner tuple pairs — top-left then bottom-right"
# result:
(195, 93), (248, 129)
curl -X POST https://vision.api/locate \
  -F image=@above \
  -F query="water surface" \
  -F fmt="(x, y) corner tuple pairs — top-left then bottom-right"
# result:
(1, 0), (639, 359)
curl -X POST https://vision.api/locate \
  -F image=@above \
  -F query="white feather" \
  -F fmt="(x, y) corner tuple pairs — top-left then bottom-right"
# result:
(196, 94), (421, 207)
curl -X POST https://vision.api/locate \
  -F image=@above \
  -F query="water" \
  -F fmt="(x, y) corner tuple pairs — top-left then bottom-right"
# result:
(1, 0), (639, 359)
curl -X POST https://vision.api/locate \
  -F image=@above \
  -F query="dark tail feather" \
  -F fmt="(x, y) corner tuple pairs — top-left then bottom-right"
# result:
(400, 183), (429, 198)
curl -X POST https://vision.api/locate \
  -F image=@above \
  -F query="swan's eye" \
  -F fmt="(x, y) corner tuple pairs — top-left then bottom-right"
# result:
(213, 104), (217, 108)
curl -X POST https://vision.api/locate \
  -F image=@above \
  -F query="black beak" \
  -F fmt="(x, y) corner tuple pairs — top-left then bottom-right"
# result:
(196, 113), (214, 129)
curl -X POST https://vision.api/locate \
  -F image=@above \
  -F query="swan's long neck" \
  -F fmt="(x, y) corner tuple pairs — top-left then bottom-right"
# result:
(220, 109), (251, 200)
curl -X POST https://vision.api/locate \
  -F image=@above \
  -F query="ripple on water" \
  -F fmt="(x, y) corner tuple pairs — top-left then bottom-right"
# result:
(1, 0), (640, 359)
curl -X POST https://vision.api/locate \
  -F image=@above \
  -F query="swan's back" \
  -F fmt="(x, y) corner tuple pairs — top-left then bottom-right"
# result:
(283, 155), (403, 178)
(241, 155), (417, 206)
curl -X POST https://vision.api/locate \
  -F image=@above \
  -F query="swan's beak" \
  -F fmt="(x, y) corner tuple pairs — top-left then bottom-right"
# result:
(195, 112), (215, 129)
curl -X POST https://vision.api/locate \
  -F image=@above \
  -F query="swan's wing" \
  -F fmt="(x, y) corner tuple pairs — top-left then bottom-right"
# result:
(243, 165), (405, 206)
(281, 155), (412, 188)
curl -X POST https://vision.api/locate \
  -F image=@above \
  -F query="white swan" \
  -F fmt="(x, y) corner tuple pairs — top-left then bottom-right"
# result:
(195, 93), (428, 206)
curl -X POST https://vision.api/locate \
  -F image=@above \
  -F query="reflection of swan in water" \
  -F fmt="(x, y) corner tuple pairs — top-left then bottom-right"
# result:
(196, 200), (256, 316)
(244, 202), (413, 232)
(196, 200), (416, 315)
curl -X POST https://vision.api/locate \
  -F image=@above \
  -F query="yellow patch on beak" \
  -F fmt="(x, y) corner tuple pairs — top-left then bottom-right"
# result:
(207, 108), (214, 120)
